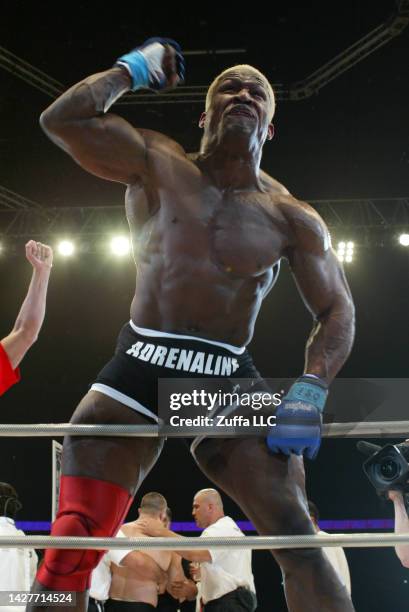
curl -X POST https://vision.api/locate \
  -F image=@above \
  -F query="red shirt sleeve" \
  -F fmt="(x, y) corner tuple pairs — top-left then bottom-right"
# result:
(0, 343), (21, 396)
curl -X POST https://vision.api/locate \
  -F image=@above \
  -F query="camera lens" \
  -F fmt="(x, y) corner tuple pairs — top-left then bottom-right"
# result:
(380, 459), (399, 480)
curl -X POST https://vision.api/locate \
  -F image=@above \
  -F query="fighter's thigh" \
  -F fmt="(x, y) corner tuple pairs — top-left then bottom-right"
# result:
(62, 390), (163, 492)
(194, 436), (305, 490)
(193, 437), (309, 529)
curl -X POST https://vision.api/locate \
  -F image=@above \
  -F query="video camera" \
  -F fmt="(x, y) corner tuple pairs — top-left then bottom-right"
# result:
(357, 441), (409, 509)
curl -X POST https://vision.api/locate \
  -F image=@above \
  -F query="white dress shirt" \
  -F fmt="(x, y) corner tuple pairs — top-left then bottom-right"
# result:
(0, 517), (38, 612)
(199, 516), (255, 604)
(318, 530), (351, 595)
(89, 529), (132, 601)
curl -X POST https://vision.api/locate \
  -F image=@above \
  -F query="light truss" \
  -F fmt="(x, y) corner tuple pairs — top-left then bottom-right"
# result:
(1, 1), (408, 104)
(1, 196), (408, 247)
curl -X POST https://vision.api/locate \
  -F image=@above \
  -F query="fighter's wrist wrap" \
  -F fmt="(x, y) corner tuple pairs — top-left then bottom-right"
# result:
(285, 375), (328, 413)
(116, 51), (150, 90)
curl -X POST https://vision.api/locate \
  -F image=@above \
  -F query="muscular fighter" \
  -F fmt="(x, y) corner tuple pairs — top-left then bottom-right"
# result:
(1, 241), (53, 396)
(108, 493), (184, 611)
(32, 38), (355, 612)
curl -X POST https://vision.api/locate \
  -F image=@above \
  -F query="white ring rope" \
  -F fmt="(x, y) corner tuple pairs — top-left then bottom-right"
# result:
(0, 534), (408, 550)
(0, 421), (407, 437)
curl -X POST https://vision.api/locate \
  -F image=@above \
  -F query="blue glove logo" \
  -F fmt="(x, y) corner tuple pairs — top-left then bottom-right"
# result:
(266, 377), (328, 460)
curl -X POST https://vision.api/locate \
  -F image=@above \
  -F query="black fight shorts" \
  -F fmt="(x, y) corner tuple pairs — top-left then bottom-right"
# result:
(92, 321), (260, 423)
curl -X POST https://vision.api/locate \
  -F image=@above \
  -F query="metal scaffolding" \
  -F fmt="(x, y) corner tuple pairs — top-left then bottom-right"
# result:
(1, 190), (408, 248)
(1, 1), (408, 104)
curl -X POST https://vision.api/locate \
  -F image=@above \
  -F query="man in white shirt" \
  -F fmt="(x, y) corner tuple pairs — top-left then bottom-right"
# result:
(308, 501), (351, 596)
(139, 489), (256, 611)
(0, 482), (38, 612)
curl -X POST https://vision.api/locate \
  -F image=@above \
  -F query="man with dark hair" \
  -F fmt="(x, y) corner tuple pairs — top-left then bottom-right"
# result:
(0, 482), (38, 601)
(33, 36), (355, 612)
(1, 241), (53, 396)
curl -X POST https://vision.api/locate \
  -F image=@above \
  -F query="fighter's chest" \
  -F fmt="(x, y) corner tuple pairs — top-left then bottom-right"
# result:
(167, 187), (284, 276)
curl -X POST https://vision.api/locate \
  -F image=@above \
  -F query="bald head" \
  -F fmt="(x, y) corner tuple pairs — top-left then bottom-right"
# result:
(195, 488), (223, 508)
(192, 488), (224, 528)
(206, 64), (276, 122)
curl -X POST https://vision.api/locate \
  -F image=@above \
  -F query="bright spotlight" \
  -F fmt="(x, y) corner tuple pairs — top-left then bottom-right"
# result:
(110, 236), (130, 256)
(57, 240), (75, 257)
(337, 240), (354, 264)
(399, 234), (409, 247)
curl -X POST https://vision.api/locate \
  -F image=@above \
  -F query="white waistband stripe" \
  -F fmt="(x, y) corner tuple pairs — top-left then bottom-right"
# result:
(91, 384), (159, 423)
(129, 321), (246, 355)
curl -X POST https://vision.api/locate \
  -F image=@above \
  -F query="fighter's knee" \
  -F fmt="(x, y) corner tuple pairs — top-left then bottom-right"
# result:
(269, 491), (312, 533)
(36, 476), (132, 591)
(274, 546), (326, 575)
(44, 512), (99, 576)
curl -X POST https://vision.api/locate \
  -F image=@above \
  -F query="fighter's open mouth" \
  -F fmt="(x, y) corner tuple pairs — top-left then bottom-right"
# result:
(228, 107), (255, 118)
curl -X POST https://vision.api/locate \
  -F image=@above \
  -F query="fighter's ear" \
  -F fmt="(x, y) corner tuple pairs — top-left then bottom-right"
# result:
(199, 112), (207, 129)
(267, 123), (275, 140)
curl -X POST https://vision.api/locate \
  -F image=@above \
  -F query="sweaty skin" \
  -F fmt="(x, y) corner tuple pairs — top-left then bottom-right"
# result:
(33, 54), (355, 612)
(39, 66), (354, 381)
(109, 517), (177, 605)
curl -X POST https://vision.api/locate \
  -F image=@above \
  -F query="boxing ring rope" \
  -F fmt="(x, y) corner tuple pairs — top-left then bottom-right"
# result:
(1, 421), (406, 553)
(0, 533), (409, 550)
(0, 421), (407, 437)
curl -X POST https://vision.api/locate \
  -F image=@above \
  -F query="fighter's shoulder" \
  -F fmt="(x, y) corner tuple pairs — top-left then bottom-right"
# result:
(274, 194), (331, 254)
(120, 520), (139, 536)
(139, 128), (187, 159)
(260, 172), (325, 228)
(259, 170), (290, 196)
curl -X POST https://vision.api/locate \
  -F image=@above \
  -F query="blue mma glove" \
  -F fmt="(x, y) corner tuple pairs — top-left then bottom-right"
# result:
(266, 375), (328, 460)
(115, 37), (185, 91)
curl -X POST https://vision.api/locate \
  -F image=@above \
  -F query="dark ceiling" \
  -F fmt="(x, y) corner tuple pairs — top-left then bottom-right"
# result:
(1, 0), (408, 207)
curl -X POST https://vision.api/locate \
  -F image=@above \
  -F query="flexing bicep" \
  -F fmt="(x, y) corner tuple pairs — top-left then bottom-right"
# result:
(41, 112), (149, 185)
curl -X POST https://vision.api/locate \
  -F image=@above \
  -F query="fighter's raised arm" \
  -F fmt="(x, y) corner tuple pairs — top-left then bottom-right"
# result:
(1, 241), (53, 396)
(39, 38), (185, 185)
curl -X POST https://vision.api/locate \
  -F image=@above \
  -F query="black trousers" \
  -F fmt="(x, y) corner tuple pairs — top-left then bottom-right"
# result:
(204, 588), (257, 612)
(88, 598), (105, 612)
(105, 600), (156, 612)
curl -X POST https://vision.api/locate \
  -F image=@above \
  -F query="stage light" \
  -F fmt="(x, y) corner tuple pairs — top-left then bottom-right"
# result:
(399, 234), (409, 247)
(57, 240), (75, 257)
(337, 241), (354, 263)
(110, 236), (130, 256)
